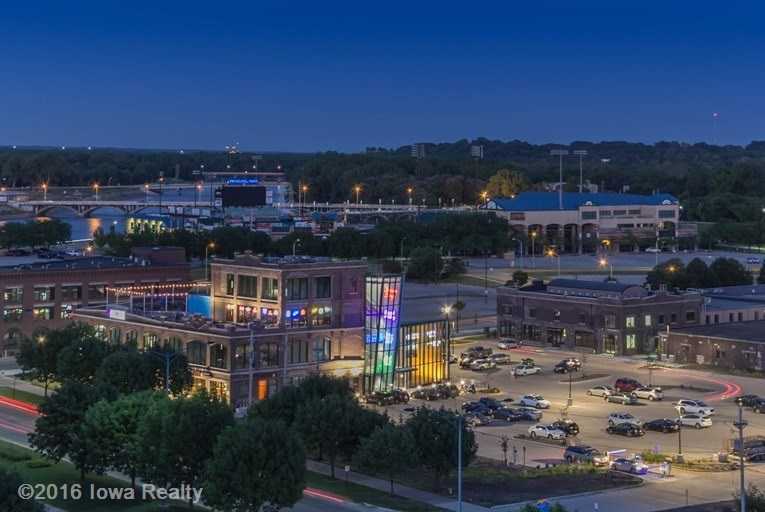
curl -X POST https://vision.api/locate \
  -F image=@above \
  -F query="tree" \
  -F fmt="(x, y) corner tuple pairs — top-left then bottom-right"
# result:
(138, 390), (233, 502)
(296, 393), (386, 478)
(57, 332), (112, 384)
(29, 380), (113, 480)
(406, 246), (443, 281)
(710, 257), (753, 286)
(0, 468), (44, 511)
(511, 270), (529, 287)
(405, 407), (477, 490)
(16, 326), (75, 397)
(485, 169), (528, 198)
(734, 483), (765, 512)
(95, 349), (154, 395)
(353, 423), (417, 495)
(204, 418), (306, 511)
(685, 258), (719, 288)
(645, 258), (689, 290)
(81, 392), (165, 488)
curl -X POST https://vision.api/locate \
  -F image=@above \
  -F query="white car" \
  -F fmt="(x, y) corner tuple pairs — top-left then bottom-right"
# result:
(675, 400), (715, 416)
(513, 364), (542, 376)
(519, 394), (551, 409)
(489, 353), (512, 365)
(631, 387), (663, 401)
(608, 412), (642, 426)
(587, 385), (614, 397)
(470, 359), (497, 371)
(498, 339), (520, 350)
(528, 424), (566, 440)
(678, 414), (712, 429)
(645, 247), (661, 254)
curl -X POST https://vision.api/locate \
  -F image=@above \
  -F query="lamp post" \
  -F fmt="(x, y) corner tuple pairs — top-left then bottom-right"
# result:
(573, 150), (587, 193)
(734, 398), (748, 512)
(158, 172), (165, 213)
(195, 182), (202, 208)
(144, 183), (149, 203)
(530, 231), (538, 269)
(301, 184), (308, 216)
(42, 183), (48, 201)
(204, 242), (215, 282)
(93, 183), (100, 201)
(567, 361), (574, 407)
(292, 238), (302, 257)
(599, 257), (614, 281)
(547, 248), (560, 277)
(148, 350), (178, 393)
(550, 149), (569, 210)
(354, 185), (362, 205)
(407, 187), (413, 206)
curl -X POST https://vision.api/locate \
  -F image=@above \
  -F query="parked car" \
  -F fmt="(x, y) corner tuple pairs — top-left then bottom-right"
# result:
(465, 412), (492, 427)
(519, 394), (551, 409)
(365, 391), (395, 406)
(489, 353), (513, 365)
(606, 423), (645, 437)
(553, 362), (572, 374)
(411, 387), (440, 401)
(492, 408), (523, 422)
(508, 407), (543, 421)
(470, 359), (497, 371)
(435, 383), (459, 399)
(752, 399), (765, 413)
(558, 358), (582, 370)
(498, 339), (520, 350)
(513, 364), (542, 376)
(631, 387), (663, 401)
(611, 457), (648, 474)
(478, 397), (504, 411)
(608, 412), (642, 426)
(461, 402), (492, 416)
(645, 247), (661, 254)
(605, 393), (638, 405)
(587, 385), (614, 397)
(675, 400), (715, 416)
(465, 346), (493, 358)
(459, 357), (476, 368)
(564, 445), (608, 465)
(614, 377), (643, 393)
(678, 414), (712, 429)
(551, 419), (580, 436)
(737, 394), (761, 407)
(643, 418), (680, 433)
(528, 424), (566, 440)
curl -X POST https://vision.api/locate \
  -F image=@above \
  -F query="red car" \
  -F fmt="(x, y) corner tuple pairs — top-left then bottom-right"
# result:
(614, 377), (642, 393)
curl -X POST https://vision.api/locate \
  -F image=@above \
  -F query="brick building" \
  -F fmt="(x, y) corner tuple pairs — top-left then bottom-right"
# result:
(0, 253), (190, 357)
(497, 278), (703, 355)
(659, 321), (765, 371)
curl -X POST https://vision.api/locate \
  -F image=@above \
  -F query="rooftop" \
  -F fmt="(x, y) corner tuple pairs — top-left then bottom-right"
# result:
(211, 253), (367, 269)
(705, 296), (765, 311)
(0, 256), (176, 273)
(487, 192), (678, 212)
(547, 278), (639, 293)
(702, 284), (765, 298)
(669, 320), (765, 344)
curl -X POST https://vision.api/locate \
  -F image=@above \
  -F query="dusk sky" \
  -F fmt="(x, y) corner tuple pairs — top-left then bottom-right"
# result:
(1, 1), (763, 152)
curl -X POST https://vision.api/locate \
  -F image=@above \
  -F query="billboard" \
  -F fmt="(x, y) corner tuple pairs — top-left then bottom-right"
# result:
(221, 186), (267, 207)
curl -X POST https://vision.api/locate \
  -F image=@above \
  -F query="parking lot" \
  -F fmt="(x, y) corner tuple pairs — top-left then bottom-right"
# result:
(370, 339), (764, 469)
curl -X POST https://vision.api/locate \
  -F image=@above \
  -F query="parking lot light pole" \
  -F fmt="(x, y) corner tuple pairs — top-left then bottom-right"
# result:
(676, 420), (683, 462)
(734, 399), (748, 512)
(457, 414), (463, 512)
(567, 364), (574, 407)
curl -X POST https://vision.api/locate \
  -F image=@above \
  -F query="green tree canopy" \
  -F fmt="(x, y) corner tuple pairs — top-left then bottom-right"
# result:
(353, 423), (417, 495)
(204, 418), (306, 511)
(406, 247), (443, 281)
(485, 169), (528, 198)
(56, 328), (112, 384)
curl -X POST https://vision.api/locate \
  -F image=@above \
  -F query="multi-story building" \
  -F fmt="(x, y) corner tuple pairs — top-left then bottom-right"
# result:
(485, 192), (697, 253)
(0, 252), (190, 357)
(75, 254), (368, 406)
(497, 279), (703, 355)
(73, 254), (452, 404)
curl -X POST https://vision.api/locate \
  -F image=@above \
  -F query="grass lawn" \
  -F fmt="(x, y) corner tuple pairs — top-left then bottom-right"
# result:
(306, 471), (442, 512)
(0, 440), (187, 511)
(0, 386), (45, 406)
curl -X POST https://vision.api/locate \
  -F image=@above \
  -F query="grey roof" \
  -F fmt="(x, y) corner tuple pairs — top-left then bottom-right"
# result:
(547, 278), (638, 293)
(702, 285), (765, 298)
(705, 297), (765, 311)
(670, 320), (765, 344)
(0, 256), (155, 272)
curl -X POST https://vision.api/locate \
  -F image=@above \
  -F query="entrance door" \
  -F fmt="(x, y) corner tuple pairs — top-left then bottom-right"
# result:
(604, 334), (617, 354)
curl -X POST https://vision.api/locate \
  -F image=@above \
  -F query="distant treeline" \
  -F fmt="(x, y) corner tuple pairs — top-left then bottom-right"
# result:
(5, 139), (765, 224)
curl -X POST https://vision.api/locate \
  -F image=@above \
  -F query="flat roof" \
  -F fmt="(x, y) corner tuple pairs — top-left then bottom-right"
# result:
(548, 278), (638, 293)
(0, 256), (176, 273)
(488, 192), (678, 212)
(669, 320), (765, 344)
(212, 254), (367, 269)
(705, 297), (765, 311)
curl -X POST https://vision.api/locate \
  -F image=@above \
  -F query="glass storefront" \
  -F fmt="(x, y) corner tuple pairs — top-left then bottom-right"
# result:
(396, 319), (449, 389)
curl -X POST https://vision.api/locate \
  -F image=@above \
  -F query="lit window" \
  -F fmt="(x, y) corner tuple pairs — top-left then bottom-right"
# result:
(625, 334), (637, 350)
(644, 315), (652, 327)
(625, 316), (636, 328)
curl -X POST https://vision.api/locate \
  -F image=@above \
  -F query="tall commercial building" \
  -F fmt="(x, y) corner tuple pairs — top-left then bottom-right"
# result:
(411, 143), (426, 159)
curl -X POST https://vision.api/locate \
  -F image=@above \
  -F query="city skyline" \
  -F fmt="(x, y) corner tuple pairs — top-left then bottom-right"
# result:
(1, 2), (764, 152)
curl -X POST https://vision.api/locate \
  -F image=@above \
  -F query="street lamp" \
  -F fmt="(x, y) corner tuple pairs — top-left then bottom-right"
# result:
(144, 183), (150, 203)
(195, 182), (202, 208)
(573, 150), (587, 193)
(292, 238), (302, 257)
(599, 257), (614, 281)
(407, 187), (413, 206)
(93, 183), (100, 201)
(550, 149), (569, 210)
(42, 182), (48, 201)
(354, 185), (362, 205)
(530, 231), (538, 269)
(734, 397), (748, 512)
(546, 248), (560, 277)
(204, 242), (215, 282)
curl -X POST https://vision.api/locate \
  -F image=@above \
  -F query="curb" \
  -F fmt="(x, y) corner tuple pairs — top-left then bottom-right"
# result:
(489, 478), (645, 511)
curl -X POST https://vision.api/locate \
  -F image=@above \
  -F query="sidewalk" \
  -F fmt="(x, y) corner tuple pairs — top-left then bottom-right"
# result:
(0, 370), (47, 397)
(306, 460), (491, 512)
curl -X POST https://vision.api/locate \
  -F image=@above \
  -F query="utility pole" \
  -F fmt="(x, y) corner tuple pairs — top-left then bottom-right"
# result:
(248, 323), (257, 407)
(457, 414), (463, 512)
(735, 400), (748, 512)
(550, 149), (569, 210)
(573, 150), (587, 193)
